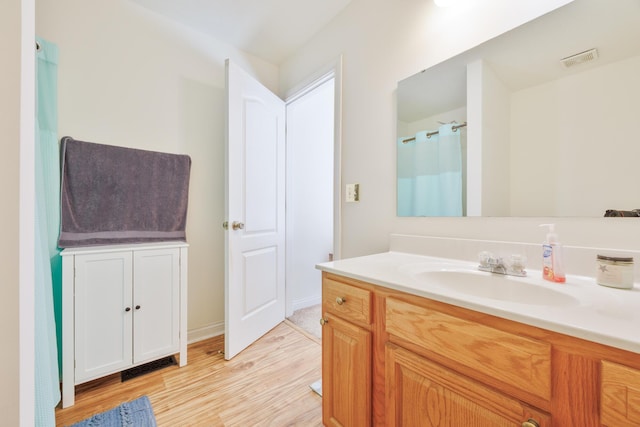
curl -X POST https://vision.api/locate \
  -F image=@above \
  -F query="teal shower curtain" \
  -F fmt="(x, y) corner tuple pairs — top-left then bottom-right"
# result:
(35, 37), (61, 426)
(397, 123), (462, 216)
(436, 124), (463, 216)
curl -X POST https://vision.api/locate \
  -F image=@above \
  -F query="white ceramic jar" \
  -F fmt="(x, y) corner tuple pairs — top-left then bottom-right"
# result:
(596, 255), (634, 289)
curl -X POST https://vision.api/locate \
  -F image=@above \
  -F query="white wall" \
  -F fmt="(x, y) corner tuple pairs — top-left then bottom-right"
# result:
(402, 106), (467, 136)
(510, 54), (640, 217)
(0, 1), (22, 423)
(36, 0), (279, 339)
(2, 0), (35, 424)
(475, 59), (511, 216)
(286, 78), (335, 312)
(280, 0), (640, 256)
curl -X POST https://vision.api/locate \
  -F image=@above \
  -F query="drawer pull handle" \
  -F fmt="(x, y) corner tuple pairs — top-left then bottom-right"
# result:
(336, 297), (346, 305)
(522, 419), (540, 427)
(319, 318), (329, 326)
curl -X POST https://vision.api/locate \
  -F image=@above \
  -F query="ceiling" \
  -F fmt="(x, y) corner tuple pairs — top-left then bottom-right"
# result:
(129, 0), (352, 64)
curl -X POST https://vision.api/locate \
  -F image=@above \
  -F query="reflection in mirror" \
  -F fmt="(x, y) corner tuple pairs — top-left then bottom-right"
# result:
(397, 122), (466, 216)
(397, 0), (640, 217)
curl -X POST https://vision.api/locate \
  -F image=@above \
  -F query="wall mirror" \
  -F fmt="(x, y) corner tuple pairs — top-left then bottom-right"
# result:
(397, 0), (640, 217)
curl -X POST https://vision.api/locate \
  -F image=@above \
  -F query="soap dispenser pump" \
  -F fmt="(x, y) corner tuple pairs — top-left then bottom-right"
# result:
(539, 224), (566, 283)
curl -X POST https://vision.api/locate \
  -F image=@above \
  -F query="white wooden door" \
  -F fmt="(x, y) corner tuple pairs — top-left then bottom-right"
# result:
(224, 59), (286, 359)
(74, 251), (132, 382)
(133, 248), (180, 364)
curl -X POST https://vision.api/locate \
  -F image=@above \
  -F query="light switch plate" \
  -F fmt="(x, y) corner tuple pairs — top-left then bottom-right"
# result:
(345, 183), (360, 202)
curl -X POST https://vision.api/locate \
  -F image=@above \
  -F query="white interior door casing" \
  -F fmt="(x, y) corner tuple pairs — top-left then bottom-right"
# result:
(225, 59), (286, 359)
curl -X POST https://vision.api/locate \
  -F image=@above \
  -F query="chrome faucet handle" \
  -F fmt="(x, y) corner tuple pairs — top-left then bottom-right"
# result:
(490, 258), (507, 274)
(478, 251), (494, 268)
(506, 254), (527, 276)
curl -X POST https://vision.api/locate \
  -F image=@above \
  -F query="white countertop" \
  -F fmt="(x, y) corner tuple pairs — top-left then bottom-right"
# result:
(317, 251), (640, 354)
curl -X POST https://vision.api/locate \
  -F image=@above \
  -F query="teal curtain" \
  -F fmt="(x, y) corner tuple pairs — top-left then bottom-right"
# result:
(436, 124), (463, 217)
(396, 136), (416, 216)
(397, 131), (440, 216)
(35, 37), (61, 426)
(397, 124), (462, 216)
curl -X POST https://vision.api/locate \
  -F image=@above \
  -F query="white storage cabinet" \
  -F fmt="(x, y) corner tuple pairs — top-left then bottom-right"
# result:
(61, 242), (188, 407)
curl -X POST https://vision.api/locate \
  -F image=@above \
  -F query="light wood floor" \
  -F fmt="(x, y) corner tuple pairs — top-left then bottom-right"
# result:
(55, 322), (322, 426)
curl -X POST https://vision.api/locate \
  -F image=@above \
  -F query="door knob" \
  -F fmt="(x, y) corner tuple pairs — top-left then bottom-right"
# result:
(232, 221), (245, 230)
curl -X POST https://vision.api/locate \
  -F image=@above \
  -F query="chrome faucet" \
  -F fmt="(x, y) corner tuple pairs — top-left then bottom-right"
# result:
(478, 256), (507, 274)
(478, 252), (526, 277)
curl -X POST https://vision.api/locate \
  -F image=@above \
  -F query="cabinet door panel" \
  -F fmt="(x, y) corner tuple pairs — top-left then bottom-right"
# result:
(133, 248), (180, 363)
(323, 313), (372, 427)
(601, 360), (640, 426)
(385, 343), (550, 427)
(75, 252), (133, 382)
(386, 297), (551, 401)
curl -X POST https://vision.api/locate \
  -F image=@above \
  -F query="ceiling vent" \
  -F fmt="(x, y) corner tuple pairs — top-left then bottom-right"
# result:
(561, 48), (599, 68)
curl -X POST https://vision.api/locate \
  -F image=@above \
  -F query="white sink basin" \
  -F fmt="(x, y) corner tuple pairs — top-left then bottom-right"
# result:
(416, 270), (580, 306)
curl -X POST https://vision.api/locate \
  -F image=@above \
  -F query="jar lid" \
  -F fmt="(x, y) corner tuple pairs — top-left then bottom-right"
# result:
(597, 254), (634, 263)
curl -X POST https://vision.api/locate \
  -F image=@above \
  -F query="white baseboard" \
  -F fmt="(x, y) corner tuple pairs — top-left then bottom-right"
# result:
(187, 298), (323, 344)
(187, 320), (224, 344)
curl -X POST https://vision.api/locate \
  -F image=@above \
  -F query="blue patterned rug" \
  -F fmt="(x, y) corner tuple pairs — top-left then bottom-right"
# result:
(69, 396), (156, 427)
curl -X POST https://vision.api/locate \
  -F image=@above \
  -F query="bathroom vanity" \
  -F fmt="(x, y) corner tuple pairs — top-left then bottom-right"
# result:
(318, 242), (640, 426)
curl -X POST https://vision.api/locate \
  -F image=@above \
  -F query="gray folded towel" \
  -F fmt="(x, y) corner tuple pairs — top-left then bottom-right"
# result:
(58, 136), (191, 247)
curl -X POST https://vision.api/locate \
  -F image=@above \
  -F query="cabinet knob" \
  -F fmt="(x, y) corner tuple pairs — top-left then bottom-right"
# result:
(335, 296), (346, 305)
(125, 307), (131, 312)
(522, 419), (540, 427)
(319, 318), (329, 326)
(232, 221), (245, 230)
(135, 305), (141, 310)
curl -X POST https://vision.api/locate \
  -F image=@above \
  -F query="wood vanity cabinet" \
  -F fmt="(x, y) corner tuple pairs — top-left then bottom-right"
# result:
(321, 272), (640, 426)
(601, 360), (640, 426)
(385, 297), (551, 427)
(385, 343), (550, 426)
(321, 276), (373, 426)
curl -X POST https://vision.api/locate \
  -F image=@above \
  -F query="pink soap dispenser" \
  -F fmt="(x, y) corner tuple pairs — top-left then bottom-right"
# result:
(539, 224), (566, 283)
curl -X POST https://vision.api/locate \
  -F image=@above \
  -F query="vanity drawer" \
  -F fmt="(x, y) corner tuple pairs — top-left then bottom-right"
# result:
(323, 277), (372, 325)
(601, 360), (640, 426)
(385, 297), (551, 402)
